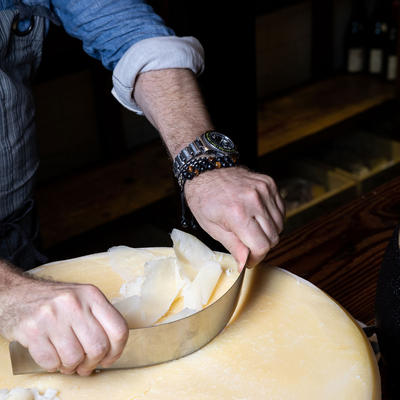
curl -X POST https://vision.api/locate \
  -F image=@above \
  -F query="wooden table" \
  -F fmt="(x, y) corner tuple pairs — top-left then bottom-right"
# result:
(266, 176), (400, 399)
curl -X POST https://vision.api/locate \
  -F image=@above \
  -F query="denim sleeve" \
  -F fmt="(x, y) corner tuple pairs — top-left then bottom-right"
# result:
(50, 0), (175, 70)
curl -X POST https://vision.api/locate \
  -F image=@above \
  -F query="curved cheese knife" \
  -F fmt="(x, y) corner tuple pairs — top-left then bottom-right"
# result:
(10, 268), (245, 374)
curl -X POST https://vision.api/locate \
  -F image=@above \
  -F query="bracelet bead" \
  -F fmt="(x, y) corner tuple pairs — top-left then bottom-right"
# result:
(177, 153), (239, 191)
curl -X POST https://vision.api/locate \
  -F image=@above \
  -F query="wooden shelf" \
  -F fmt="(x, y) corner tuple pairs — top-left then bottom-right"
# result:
(258, 75), (397, 156)
(36, 140), (174, 248)
(37, 75), (397, 249)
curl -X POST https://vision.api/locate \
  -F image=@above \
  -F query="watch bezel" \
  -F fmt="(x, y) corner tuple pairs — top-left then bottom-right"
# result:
(203, 131), (237, 154)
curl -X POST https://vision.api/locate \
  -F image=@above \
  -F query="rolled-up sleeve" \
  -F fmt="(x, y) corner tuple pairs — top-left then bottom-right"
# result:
(51, 0), (205, 114)
(111, 36), (204, 114)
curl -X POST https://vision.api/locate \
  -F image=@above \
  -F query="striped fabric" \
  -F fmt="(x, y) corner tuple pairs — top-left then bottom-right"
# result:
(0, 9), (47, 269)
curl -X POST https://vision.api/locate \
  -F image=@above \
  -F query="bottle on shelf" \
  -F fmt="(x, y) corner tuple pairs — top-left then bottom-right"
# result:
(385, 0), (399, 81)
(368, 0), (390, 75)
(345, 0), (367, 73)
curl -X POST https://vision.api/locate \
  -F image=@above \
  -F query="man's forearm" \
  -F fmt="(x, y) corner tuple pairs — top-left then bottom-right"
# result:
(134, 68), (213, 158)
(0, 259), (25, 288)
(133, 66), (285, 269)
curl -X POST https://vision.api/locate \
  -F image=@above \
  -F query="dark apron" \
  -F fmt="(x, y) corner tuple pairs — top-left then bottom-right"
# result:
(0, 8), (48, 269)
(376, 224), (400, 396)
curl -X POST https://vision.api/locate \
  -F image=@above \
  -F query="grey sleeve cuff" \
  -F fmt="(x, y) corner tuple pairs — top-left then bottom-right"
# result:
(111, 36), (205, 115)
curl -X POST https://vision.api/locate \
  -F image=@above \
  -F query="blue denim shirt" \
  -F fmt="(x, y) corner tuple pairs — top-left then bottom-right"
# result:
(0, 0), (175, 70)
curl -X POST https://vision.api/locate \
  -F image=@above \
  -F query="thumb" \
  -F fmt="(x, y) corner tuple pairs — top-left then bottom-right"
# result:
(231, 241), (250, 272)
(204, 222), (249, 271)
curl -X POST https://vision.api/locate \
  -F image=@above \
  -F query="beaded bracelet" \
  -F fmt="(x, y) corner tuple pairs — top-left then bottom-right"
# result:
(177, 153), (239, 228)
(177, 154), (239, 190)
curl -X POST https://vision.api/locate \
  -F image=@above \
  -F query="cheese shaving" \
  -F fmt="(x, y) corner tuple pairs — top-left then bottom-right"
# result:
(111, 230), (234, 328)
(0, 388), (59, 400)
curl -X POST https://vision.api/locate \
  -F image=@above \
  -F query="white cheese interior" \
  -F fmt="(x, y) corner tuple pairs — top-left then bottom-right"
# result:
(0, 388), (59, 400)
(113, 257), (184, 328)
(111, 229), (238, 327)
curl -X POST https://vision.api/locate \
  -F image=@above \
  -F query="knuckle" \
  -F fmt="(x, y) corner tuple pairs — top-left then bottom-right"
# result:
(255, 181), (268, 196)
(82, 284), (103, 300)
(230, 203), (246, 221)
(112, 323), (129, 345)
(264, 175), (275, 187)
(55, 290), (81, 310)
(32, 349), (59, 371)
(245, 189), (263, 207)
(61, 350), (84, 369)
(87, 340), (109, 360)
(36, 303), (57, 324)
(24, 319), (41, 338)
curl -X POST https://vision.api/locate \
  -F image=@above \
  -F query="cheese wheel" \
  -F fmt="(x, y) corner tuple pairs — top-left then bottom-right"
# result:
(0, 249), (380, 399)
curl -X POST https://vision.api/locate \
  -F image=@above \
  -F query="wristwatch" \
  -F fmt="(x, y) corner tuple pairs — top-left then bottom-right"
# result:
(173, 131), (238, 178)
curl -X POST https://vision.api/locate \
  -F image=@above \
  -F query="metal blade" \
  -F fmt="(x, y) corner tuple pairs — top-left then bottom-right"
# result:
(10, 268), (245, 375)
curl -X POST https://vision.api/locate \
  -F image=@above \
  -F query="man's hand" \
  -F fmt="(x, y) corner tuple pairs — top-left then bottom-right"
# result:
(0, 265), (128, 376)
(134, 68), (285, 266)
(185, 167), (285, 269)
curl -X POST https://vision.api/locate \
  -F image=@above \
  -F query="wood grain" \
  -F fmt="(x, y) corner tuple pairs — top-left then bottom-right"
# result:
(258, 75), (396, 156)
(266, 176), (400, 326)
(36, 140), (174, 248)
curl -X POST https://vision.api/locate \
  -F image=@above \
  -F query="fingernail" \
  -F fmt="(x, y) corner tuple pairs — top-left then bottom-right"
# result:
(60, 369), (75, 375)
(78, 369), (92, 376)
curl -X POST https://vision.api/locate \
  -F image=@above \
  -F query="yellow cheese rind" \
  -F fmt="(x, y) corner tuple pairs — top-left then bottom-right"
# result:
(0, 249), (381, 400)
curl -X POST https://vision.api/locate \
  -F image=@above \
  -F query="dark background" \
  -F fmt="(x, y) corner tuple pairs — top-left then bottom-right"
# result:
(31, 0), (400, 260)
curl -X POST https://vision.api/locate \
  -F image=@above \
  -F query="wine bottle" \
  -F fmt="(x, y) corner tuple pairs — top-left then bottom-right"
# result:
(385, 0), (399, 81)
(345, 0), (367, 73)
(368, 1), (390, 75)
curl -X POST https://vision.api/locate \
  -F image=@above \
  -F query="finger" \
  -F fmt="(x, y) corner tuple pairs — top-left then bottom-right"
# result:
(259, 196), (283, 237)
(200, 221), (249, 270)
(271, 196), (285, 233)
(72, 314), (110, 376)
(90, 299), (129, 367)
(49, 327), (85, 375)
(275, 192), (286, 219)
(255, 213), (280, 250)
(227, 214), (271, 267)
(254, 179), (284, 233)
(28, 336), (60, 373)
(264, 197), (284, 236)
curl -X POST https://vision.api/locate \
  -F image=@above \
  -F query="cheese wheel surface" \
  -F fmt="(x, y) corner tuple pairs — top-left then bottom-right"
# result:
(0, 249), (380, 399)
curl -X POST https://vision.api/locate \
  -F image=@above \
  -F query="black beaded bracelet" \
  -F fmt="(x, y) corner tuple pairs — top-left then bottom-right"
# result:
(178, 153), (239, 228)
(177, 154), (239, 191)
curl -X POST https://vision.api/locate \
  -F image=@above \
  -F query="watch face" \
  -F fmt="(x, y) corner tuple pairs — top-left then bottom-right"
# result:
(204, 131), (236, 153)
